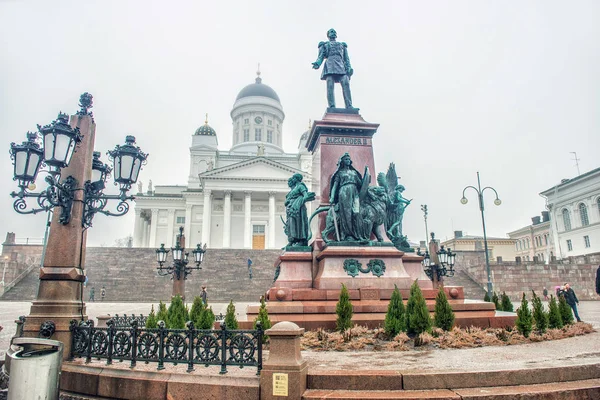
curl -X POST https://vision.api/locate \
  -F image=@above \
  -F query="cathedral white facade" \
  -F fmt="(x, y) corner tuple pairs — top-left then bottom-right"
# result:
(132, 72), (313, 249)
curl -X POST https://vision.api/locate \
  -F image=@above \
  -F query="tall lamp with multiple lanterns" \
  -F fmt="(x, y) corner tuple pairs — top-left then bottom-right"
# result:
(418, 232), (456, 288)
(155, 226), (207, 299)
(8, 93), (148, 348)
(460, 172), (501, 296)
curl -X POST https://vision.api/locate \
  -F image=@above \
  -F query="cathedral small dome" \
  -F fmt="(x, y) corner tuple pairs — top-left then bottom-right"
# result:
(235, 71), (281, 103)
(194, 114), (216, 136)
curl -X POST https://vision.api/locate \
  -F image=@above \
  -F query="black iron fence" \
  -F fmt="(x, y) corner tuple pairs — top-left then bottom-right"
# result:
(69, 319), (263, 374)
(111, 314), (147, 328)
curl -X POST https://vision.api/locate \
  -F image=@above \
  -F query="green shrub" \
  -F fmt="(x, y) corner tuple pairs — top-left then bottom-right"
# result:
(492, 292), (500, 310)
(199, 306), (216, 329)
(483, 291), (491, 302)
(547, 295), (563, 329)
(433, 287), (455, 331)
(531, 290), (548, 333)
(406, 280), (432, 336)
(384, 285), (406, 337)
(515, 293), (532, 338)
(336, 284), (353, 332)
(156, 301), (168, 326)
(224, 300), (239, 330)
(145, 304), (157, 329)
(167, 295), (187, 329)
(254, 296), (272, 341)
(500, 292), (513, 312)
(189, 296), (205, 327)
(558, 294), (574, 325)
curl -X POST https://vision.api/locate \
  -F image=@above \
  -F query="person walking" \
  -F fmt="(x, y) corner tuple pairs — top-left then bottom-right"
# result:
(563, 283), (581, 322)
(543, 287), (548, 301)
(89, 287), (95, 302)
(101, 286), (106, 302)
(200, 286), (208, 305)
(596, 265), (600, 296)
(247, 258), (253, 280)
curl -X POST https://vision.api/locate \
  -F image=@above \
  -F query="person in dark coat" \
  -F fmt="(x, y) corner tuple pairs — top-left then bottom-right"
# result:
(200, 286), (207, 305)
(563, 283), (581, 322)
(596, 266), (600, 295)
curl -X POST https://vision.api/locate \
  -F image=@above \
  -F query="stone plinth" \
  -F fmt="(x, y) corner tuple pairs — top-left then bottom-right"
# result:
(313, 245), (413, 290)
(271, 251), (313, 291)
(260, 321), (307, 400)
(306, 111), (380, 249)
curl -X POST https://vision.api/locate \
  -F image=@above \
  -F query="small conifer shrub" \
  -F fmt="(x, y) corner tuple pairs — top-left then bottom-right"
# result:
(406, 280), (432, 336)
(199, 306), (216, 329)
(254, 296), (272, 341)
(336, 283), (353, 332)
(531, 290), (548, 333)
(433, 287), (455, 331)
(500, 292), (514, 312)
(224, 300), (239, 330)
(189, 296), (205, 328)
(558, 294), (574, 325)
(547, 295), (563, 329)
(492, 292), (500, 310)
(167, 295), (187, 329)
(156, 301), (169, 326)
(145, 304), (158, 329)
(384, 285), (406, 337)
(483, 291), (491, 302)
(515, 293), (533, 338)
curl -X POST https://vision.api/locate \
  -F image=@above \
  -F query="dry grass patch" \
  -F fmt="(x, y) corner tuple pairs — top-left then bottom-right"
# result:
(299, 322), (594, 352)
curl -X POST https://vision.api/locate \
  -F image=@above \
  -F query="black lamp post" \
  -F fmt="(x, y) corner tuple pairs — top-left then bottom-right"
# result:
(9, 93), (148, 228)
(156, 227), (207, 281)
(418, 232), (456, 284)
(460, 171), (501, 296)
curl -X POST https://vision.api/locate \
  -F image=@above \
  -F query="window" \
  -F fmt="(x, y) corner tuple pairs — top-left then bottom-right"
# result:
(244, 118), (249, 125)
(544, 234), (548, 245)
(597, 197), (600, 213)
(535, 237), (539, 247)
(516, 242), (520, 251)
(267, 130), (273, 143)
(268, 120), (272, 126)
(253, 225), (265, 234)
(584, 235), (590, 248)
(579, 203), (589, 226)
(176, 216), (185, 224)
(566, 239), (573, 251)
(255, 128), (262, 141)
(562, 209), (571, 231)
(243, 129), (250, 141)
(526, 238), (530, 248)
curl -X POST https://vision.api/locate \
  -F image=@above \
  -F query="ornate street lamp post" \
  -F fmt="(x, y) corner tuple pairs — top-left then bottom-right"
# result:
(7, 93), (148, 355)
(460, 172), (501, 296)
(421, 204), (429, 246)
(418, 232), (456, 288)
(155, 226), (207, 299)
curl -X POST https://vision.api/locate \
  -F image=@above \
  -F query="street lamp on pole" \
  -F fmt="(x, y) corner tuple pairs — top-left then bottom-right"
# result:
(460, 172), (501, 296)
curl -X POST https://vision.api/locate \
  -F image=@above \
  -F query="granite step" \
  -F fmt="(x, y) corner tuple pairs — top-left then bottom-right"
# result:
(302, 389), (458, 399)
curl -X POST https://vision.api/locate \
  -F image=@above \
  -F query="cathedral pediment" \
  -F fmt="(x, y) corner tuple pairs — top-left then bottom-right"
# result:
(199, 157), (309, 181)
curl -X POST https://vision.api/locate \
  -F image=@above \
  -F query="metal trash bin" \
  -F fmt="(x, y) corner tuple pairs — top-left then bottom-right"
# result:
(7, 337), (63, 400)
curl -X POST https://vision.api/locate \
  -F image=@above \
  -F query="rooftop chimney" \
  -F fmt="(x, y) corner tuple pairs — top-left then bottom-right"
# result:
(531, 216), (541, 225)
(454, 230), (463, 238)
(541, 211), (550, 222)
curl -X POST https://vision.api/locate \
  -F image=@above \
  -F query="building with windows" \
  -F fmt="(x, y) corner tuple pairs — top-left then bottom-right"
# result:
(132, 71), (313, 249)
(441, 231), (516, 261)
(507, 212), (554, 262)
(540, 167), (600, 258)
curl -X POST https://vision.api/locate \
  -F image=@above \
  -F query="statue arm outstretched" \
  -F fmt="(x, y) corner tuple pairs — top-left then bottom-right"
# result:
(312, 41), (327, 69)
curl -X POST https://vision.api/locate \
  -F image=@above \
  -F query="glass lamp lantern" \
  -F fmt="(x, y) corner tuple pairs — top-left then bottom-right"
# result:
(447, 247), (456, 267)
(156, 244), (169, 266)
(423, 251), (431, 267)
(10, 132), (44, 188)
(171, 242), (183, 262)
(108, 136), (148, 189)
(38, 113), (82, 172)
(192, 244), (206, 265)
(437, 246), (448, 264)
(90, 151), (111, 190)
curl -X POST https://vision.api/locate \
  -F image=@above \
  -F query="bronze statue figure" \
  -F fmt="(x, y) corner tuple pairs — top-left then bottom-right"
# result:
(377, 163), (412, 251)
(283, 173), (315, 247)
(312, 28), (354, 109)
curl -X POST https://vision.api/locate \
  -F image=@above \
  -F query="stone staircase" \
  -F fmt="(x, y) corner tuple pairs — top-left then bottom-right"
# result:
(444, 270), (487, 301)
(302, 366), (600, 399)
(1, 248), (281, 303)
(0, 267), (39, 301)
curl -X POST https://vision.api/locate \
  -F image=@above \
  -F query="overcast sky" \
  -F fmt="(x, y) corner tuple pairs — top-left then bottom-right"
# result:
(1, 0), (598, 247)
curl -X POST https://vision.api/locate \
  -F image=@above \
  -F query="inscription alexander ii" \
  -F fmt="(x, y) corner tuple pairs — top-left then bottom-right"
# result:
(322, 136), (371, 146)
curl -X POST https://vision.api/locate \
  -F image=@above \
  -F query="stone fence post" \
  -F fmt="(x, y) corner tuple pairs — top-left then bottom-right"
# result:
(260, 321), (307, 400)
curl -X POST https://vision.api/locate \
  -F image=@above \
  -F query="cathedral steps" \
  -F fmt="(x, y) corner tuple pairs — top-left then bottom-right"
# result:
(0, 267), (39, 301)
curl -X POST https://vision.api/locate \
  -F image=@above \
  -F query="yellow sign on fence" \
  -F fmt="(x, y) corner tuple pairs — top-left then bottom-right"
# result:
(273, 373), (289, 396)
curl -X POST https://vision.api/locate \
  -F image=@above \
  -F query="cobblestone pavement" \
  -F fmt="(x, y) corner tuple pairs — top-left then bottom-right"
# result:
(1, 300), (598, 373)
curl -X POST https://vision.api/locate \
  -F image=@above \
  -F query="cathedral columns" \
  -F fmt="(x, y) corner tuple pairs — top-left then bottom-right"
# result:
(133, 209), (143, 247)
(149, 208), (159, 248)
(201, 190), (212, 246)
(268, 192), (276, 249)
(166, 209), (175, 247)
(244, 191), (252, 248)
(223, 190), (232, 248)
(184, 204), (193, 245)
